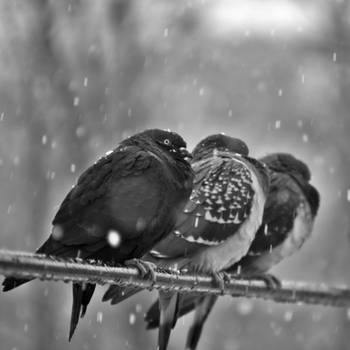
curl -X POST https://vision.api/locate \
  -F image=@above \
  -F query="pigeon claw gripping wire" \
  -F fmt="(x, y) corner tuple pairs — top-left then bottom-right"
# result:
(125, 259), (157, 284)
(211, 271), (230, 295)
(233, 272), (282, 289)
(256, 273), (282, 289)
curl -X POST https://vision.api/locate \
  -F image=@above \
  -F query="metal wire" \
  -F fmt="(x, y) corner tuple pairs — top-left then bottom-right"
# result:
(0, 249), (349, 307)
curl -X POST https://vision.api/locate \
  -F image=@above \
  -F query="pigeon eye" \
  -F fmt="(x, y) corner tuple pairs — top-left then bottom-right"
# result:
(163, 139), (171, 145)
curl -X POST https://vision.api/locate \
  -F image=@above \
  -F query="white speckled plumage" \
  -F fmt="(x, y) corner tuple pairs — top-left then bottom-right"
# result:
(184, 157), (267, 272)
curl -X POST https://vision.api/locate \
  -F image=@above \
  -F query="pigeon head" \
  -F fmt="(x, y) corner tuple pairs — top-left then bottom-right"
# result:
(260, 153), (311, 182)
(126, 129), (192, 162)
(261, 152), (320, 217)
(192, 134), (249, 161)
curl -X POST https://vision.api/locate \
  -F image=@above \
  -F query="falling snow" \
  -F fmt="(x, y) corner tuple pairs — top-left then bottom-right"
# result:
(275, 120), (281, 129)
(264, 224), (268, 235)
(70, 163), (76, 173)
(237, 300), (253, 315)
(129, 313), (136, 325)
(283, 310), (293, 322)
(51, 140), (57, 149)
(97, 312), (103, 323)
(347, 190), (350, 202)
(52, 225), (64, 240)
(302, 134), (309, 143)
(107, 230), (121, 247)
(76, 126), (86, 138)
(136, 217), (146, 232)
(49, 171), (55, 180)
(42, 134), (47, 145)
(73, 97), (80, 106)
(347, 308), (350, 320)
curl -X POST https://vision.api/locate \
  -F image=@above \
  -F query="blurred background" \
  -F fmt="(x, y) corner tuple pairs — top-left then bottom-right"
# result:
(0, 0), (350, 349)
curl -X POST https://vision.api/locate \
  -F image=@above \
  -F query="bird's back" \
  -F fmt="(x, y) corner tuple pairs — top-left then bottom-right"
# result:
(40, 144), (191, 263)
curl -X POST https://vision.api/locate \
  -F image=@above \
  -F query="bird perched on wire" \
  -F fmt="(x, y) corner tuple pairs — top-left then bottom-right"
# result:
(103, 133), (270, 350)
(145, 152), (320, 350)
(2, 128), (194, 341)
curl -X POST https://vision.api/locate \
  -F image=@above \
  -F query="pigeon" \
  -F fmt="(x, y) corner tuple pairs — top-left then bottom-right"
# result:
(2, 128), (194, 340)
(145, 152), (320, 350)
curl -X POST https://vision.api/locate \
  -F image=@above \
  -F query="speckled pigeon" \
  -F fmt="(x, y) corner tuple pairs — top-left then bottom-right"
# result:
(145, 152), (320, 350)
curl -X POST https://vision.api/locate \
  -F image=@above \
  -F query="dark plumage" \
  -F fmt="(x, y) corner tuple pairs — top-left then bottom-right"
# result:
(145, 153), (320, 350)
(2, 128), (193, 340)
(234, 153), (319, 273)
(103, 134), (269, 350)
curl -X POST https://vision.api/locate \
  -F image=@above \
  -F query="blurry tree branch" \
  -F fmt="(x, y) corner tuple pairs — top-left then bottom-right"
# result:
(1, 250), (350, 308)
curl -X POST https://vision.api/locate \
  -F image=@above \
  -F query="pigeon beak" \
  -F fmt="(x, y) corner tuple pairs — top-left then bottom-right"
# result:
(179, 147), (192, 161)
(291, 173), (305, 186)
